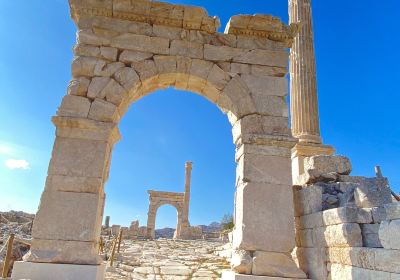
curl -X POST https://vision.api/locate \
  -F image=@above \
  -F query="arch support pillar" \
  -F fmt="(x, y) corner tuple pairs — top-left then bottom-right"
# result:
(228, 120), (308, 278)
(13, 117), (120, 279)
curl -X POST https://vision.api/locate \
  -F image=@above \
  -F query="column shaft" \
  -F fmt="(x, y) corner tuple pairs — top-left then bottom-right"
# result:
(289, 0), (322, 144)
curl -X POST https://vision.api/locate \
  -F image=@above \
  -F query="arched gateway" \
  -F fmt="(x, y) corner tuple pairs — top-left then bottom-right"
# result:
(13, 0), (308, 279)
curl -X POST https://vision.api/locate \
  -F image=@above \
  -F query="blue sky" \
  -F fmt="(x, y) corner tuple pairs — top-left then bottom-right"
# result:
(0, 1), (399, 229)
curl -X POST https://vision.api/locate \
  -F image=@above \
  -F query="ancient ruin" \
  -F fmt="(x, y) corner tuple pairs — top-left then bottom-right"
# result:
(146, 162), (192, 239)
(5, 0), (400, 279)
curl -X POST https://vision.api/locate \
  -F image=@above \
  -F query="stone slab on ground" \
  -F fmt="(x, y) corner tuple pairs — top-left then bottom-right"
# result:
(221, 271), (310, 279)
(11, 261), (105, 280)
(105, 239), (230, 280)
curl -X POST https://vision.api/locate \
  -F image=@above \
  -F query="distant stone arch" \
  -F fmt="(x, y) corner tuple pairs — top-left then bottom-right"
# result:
(13, 1), (306, 279)
(146, 191), (184, 239)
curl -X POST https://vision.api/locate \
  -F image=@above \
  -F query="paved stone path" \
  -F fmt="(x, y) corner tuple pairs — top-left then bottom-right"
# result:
(105, 239), (230, 280)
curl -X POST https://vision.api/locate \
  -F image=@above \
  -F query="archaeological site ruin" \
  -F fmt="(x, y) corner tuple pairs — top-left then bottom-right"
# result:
(1, 0), (399, 279)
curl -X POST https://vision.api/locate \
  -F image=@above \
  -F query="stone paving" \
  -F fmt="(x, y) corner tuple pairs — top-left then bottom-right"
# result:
(105, 239), (230, 280)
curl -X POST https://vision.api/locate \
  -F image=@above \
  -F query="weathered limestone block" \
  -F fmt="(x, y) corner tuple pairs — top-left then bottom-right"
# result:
(25, 238), (101, 265)
(298, 155), (351, 185)
(253, 96), (288, 117)
(232, 115), (290, 145)
(32, 191), (103, 242)
(203, 32), (236, 47)
(45, 175), (103, 194)
(231, 249), (252, 275)
(307, 155), (351, 174)
(52, 116), (120, 144)
(221, 76), (255, 118)
(131, 60), (158, 81)
(314, 223), (362, 247)
(87, 77), (111, 99)
(88, 16), (152, 36)
(330, 263), (391, 280)
(76, 29), (111, 46)
(48, 137), (110, 178)
(252, 251), (307, 278)
(111, 33), (169, 55)
(100, 46), (118, 61)
(233, 49), (288, 67)
(293, 185), (323, 216)
(238, 37), (285, 52)
(379, 219), (400, 250)
(94, 61), (125, 77)
(119, 50), (153, 63)
(354, 179), (392, 208)
(374, 248), (400, 274)
(74, 44), (101, 57)
(251, 64), (287, 77)
(233, 182), (296, 252)
(297, 212), (323, 230)
(189, 59), (213, 80)
(154, 55), (178, 74)
(206, 64), (230, 90)
(114, 67), (140, 91)
(384, 202), (400, 220)
(102, 78), (127, 106)
(372, 206), (387, 223)
(327, 247), (375, 270)
(236, 152), (292, 186)
(88, 98), (119, 122)
(204, 44), (243, 61)
(72, 56), (106, 77)
(57, 95), (91, 118)
(241, 74), (287, 97)
(322, 207), (372, 226)
(170, 40), (203, 59)
(152, 25), (183, 40)
(362, 224), (382, 248)
(67, 77), (90, 97)
(293, 247), (327, 280)
(231, 63), (250, 74)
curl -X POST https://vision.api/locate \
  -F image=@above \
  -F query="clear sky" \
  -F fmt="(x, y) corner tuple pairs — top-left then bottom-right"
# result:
(0, 1), (399, 229)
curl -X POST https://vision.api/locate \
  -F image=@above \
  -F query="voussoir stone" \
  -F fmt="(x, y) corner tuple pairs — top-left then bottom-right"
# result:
(87, 76), (111, 99)
(72, 56), (106, 77)
(88, 98), (119, 122)
(114, 67), (140, 91)
(102, 79), (127, 106)
(67, 77), (90, 97)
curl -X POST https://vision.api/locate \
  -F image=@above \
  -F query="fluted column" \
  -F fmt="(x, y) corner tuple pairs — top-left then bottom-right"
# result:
(289, 0), (335, 185)
(289, 0), (321, 144)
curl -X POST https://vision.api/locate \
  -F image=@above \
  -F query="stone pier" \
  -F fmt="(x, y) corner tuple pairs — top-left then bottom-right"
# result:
(289, 0), (334, 184)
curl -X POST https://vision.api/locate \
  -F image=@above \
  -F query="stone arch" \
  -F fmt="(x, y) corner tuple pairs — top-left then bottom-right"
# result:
(13, 1), (307, 279)
(146, 190), (186, 239)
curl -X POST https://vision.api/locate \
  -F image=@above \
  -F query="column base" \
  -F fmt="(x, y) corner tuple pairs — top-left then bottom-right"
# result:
(291, 142), (335, 185)
(11, 261), (105, 280)
(222, 271), (310, 280)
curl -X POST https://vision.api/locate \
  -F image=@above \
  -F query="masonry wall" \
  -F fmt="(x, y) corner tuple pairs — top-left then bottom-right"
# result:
(293, 156), (400, 280)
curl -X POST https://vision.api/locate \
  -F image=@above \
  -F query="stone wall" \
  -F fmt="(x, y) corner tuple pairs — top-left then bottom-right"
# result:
(293, 155), (400, 280)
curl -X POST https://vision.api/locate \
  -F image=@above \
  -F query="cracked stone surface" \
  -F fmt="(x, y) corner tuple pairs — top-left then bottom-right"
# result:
(105, 239), (230, 280)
